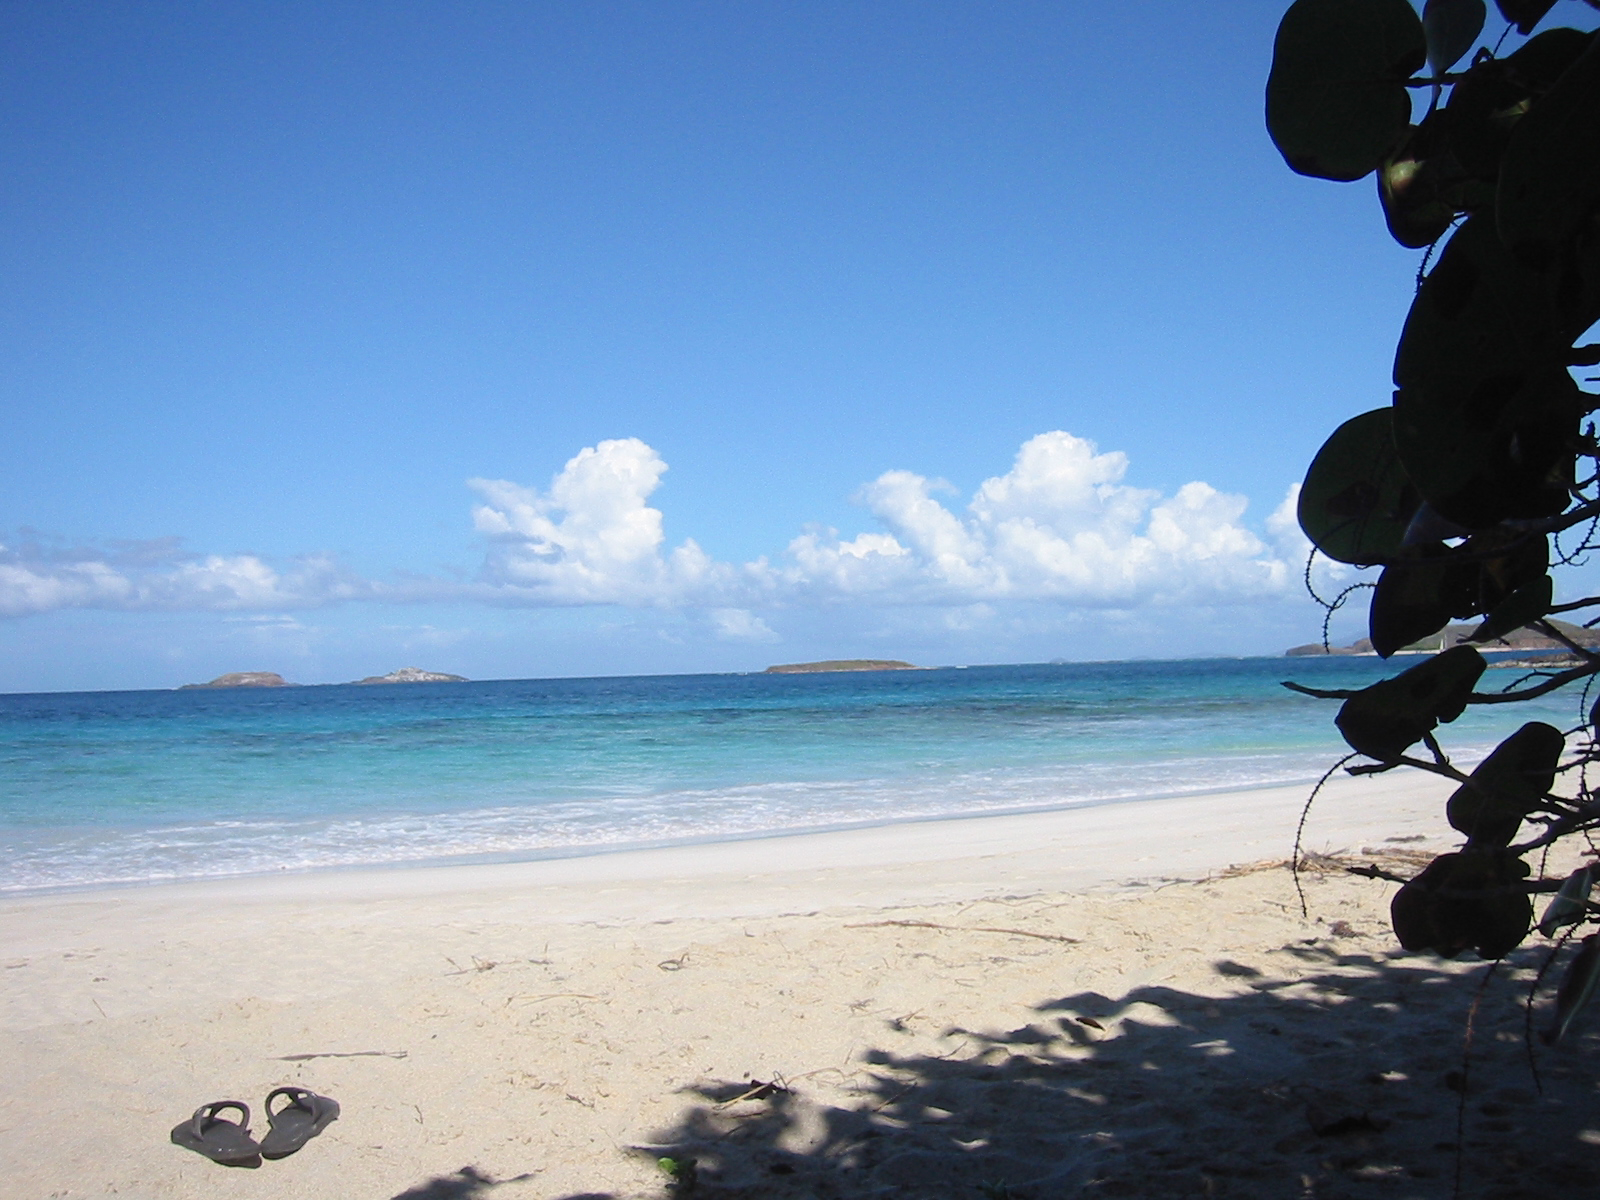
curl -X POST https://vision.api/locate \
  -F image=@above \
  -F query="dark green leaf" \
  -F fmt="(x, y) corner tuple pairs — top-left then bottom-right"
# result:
(1336, 644), (1487, 760)
(1391, 219), (1581, 525)
(1554, 209), (1600, 343)
(1370, 544), (1482, 656)
(1267, 0), (1427, 181)
(1379, 124), (1466, 247)
(1393, 368), (1579, 527)
(1298, 408), (1419, 565)
(1391, 849), (1533, 957)
(1544, 934), (1600, 1043)
(1444, 58), (1524, 180)
(1471, 571), (1552, 640)
(1502, 26), (1594, 90)
(1395, 214), (1566, 393)
(1446, 720), (1563, 846)
(1492, 0), (1557, 37)
(1537, 865), (1595, 937)
(1498, 35), (1600, 266)
(1425, 0), (1485, 75)
(1443, 32), (1591, 182)
(1471, 530), (1550, 612)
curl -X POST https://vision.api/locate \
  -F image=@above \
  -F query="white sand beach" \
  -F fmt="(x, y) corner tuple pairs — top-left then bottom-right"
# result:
(3, 772), (1597, 1199)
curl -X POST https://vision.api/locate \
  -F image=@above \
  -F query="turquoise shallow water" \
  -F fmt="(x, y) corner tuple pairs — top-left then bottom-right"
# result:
(0, 658), (1584, 892)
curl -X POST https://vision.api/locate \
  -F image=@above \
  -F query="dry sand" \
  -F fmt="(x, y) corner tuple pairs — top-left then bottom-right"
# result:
(3, 771), (1597, 1199)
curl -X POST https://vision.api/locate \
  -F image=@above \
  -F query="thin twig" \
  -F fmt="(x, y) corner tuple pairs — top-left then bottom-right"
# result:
(714, 1079), (792, 1108)
(1293, 753), (1358, 917)
(1455, 961), (1499, 1199)
(1533, 619), (1600, 662)
(504, 992), (601, 1007)
(1285, 659), (1600, 707)
(842, 920), (1079, 944)
(1468, 662), (1600, 704)
(1522, 932), (1579, 1098)
(1347, 760), (1402, 776)
(1282, 680), (1355, 700)
(1346, 864), (1412, 885)
(276, 1049), (408, 1061)
(1349, 753), (1470, 785)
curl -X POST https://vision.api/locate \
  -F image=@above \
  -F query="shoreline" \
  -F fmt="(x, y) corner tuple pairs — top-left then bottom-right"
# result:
(0, 765), (1457, 900)
(1, 771), (1452, 915)
(12, 770), (1596, 1199)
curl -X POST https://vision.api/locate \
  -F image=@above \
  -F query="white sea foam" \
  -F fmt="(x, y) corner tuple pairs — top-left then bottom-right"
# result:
(0, 659), (1574, 892)
(0, 749), (1400, 891)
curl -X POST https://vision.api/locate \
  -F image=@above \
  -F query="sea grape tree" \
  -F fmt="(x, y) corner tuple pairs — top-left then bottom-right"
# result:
(1268, 0), (1600, 1042)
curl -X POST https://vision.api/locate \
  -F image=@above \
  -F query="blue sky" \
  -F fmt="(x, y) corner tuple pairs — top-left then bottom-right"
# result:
(4, 1), (1595, 692)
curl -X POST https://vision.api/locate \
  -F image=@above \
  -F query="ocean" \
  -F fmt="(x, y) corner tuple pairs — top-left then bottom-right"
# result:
(0, 657), (1584, 893)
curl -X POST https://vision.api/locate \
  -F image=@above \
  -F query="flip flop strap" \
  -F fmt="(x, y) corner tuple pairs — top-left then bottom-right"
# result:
(192, 1100), (249, 1137)
(265, 1086), (313, 1118)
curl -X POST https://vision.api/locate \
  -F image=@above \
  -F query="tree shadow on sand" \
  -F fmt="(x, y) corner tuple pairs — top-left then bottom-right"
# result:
(391, 1165), (557, 1199)
(543, 939), (1598, 1199)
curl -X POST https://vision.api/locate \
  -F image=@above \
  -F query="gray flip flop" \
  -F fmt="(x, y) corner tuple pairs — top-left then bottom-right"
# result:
(170, 1100), (262, 1168)
(259, 1086), (340, 1160)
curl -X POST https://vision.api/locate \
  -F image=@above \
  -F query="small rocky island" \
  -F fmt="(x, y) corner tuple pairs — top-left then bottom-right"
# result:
(179, 672), (297, 689)
(352, 667), (469, 685)
(179, 667), (467, 688)
(764, 659), (918, 674)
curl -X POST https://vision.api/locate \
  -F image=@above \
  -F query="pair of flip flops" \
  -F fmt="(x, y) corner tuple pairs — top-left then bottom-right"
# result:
(170, 1087), (339, 1168)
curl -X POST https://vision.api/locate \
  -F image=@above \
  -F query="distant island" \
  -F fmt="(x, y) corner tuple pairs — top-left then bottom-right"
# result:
(764, 659), (918, 674)
(179, 671), (297, 689)
(352, 667), (469, 685)
(178, 667), (468, 689)
(1286, 620), (1600, 657)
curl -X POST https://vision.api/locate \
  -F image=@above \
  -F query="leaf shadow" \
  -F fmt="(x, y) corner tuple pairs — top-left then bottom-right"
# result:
(542, 940), (1600, 1198)
(390, 1165), (544, 1199)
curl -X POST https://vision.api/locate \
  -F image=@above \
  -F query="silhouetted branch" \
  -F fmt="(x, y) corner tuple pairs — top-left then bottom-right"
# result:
(1281, 680), (1354, 699)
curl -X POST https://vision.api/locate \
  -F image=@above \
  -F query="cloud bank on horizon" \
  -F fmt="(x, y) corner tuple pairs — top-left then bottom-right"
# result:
(0, 431), (1311, 621)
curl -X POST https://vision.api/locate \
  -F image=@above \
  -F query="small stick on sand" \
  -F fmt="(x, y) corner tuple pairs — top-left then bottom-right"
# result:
(843, 919), (1079, 944)
(715, 1079), (791, 1107)
(276, 1049), (408, 1062)
(443, 956), (499, 975)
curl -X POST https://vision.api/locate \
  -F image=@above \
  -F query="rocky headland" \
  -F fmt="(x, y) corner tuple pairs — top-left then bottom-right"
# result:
(1286, 619), (1600, 657)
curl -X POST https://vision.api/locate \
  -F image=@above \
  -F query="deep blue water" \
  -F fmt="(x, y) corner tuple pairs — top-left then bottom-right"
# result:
(0, 658), (1584, 892)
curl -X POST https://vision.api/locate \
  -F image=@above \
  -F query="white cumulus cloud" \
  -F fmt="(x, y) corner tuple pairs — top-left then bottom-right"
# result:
(469, 438), (737, 604)
(0, 538), (368, 618)
(3, 430), (1307, 622)
(710, 608), (780, 642)
(772, 432), (1292, 606)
